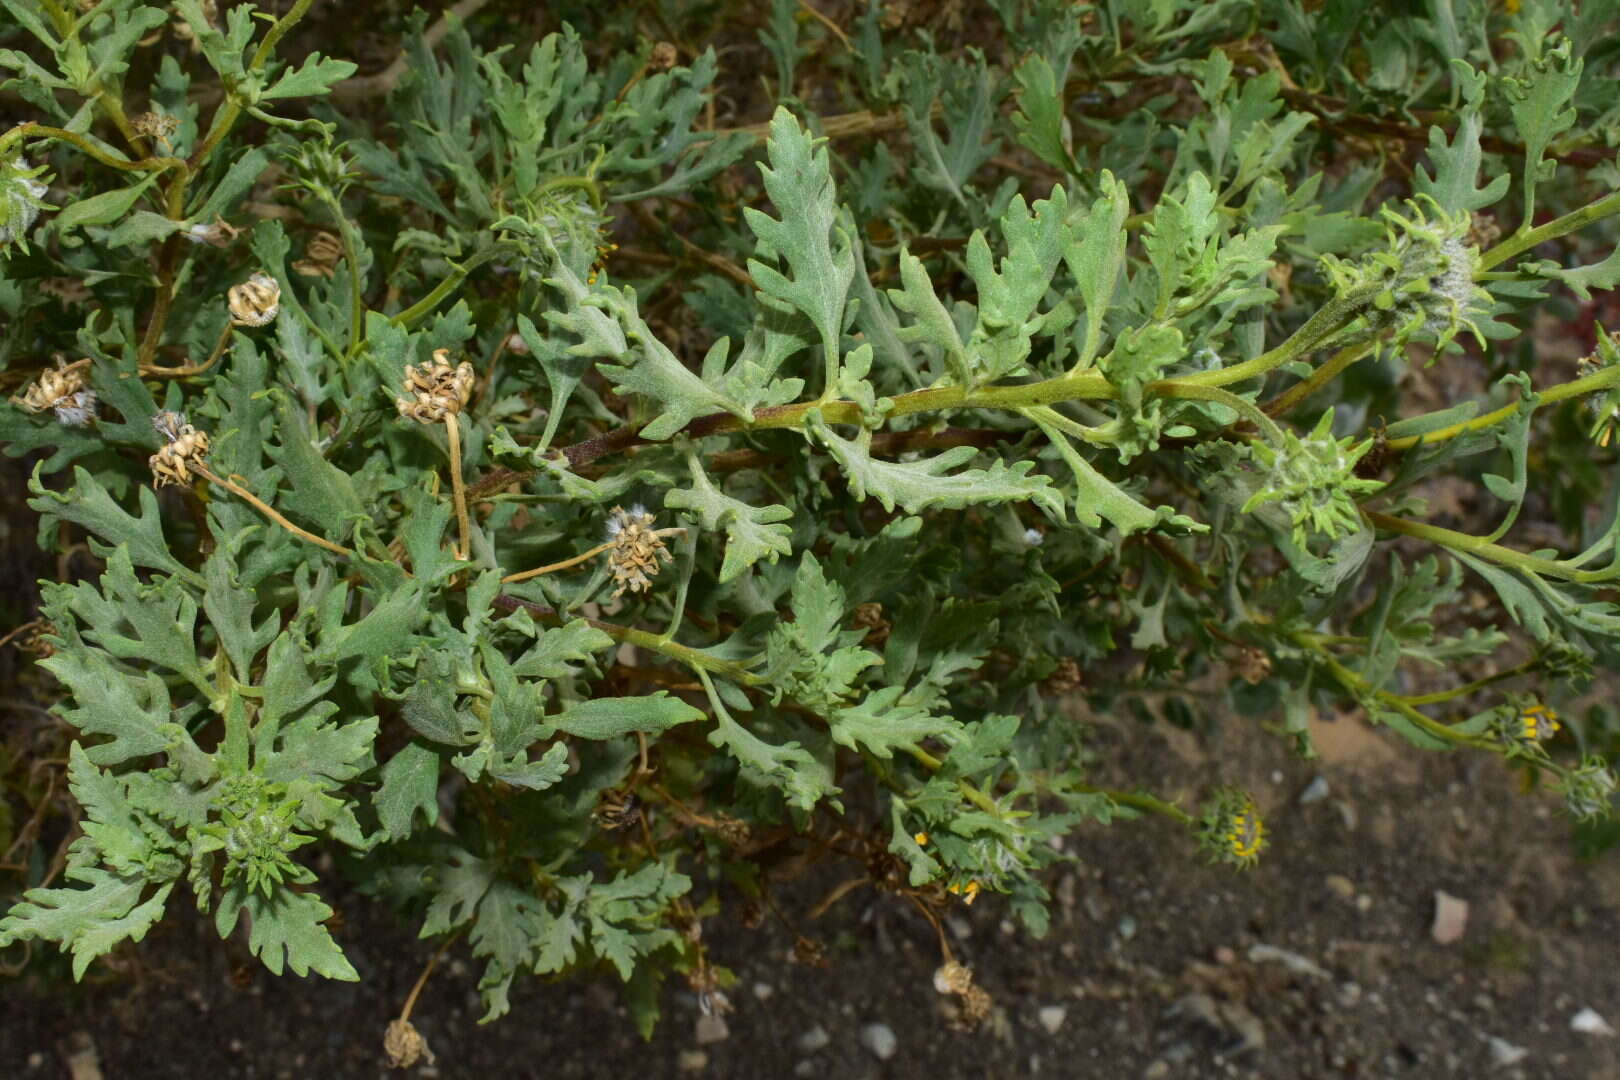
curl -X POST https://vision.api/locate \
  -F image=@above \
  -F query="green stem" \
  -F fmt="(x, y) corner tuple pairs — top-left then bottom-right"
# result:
(9, 123), (188, 181)
(1385, 363), (1620, 451)
(1078, 784), (1194, 826)
(189, 0), (316, 173)
(1397, 658), (1537, 706)
(1151, 381), (1284, 442)
(1175, 287), (1377, 390)
(1295, 633), (1495, 750)
(391, 244), (521, 328)
(1363, 509), (1613, 584)
(317, 189), (365, 356)
(1264, 341), (1376, 417)
(1479, 188), (1620, 272)
(900, 744), (1005, 819)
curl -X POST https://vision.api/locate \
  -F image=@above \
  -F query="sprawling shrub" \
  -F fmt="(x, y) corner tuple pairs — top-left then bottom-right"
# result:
(2, 0), (1618, 1044)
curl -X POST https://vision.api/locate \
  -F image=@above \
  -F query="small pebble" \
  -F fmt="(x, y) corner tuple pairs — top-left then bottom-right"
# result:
(1299, 776), (1330, 805)
(860, 1022), (898, 1061)
(793, 1062), (817, 1079)
(1144, 1062), (1170, 1080)
(1355, 894), (1372, 912)
(677, 1050), (709, 1072)
(1116, 915), (1138, 941)
(1572, 1007), (1616, 1037)
(1038, 1005), (1067, 1035)
(695, 1014), (730, 1045)
(1488, 1036), (1529, 1066)
(753, 982), (775, 1001)
(1325, 874), (1355, 900)
(1431, 890), (1469, 945)
(798, 1025), (830, 1053)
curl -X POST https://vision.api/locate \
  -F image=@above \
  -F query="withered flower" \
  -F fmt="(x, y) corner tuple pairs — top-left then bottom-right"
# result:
(228, 271), (281, 327)
(606, 504), (675, 598)
(382, 1018), (435, 1069)
(148, 410), (211, 488)
(13, 358), (96, 427)
(292, 230), (344, 277)
(395, 349), (475, 424)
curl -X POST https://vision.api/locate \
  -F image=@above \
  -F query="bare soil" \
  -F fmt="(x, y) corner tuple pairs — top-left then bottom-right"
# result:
(6, 699), (1619, 1080)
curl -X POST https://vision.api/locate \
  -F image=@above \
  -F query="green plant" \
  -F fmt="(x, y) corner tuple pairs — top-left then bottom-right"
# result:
(2, 0), (1619, 1044)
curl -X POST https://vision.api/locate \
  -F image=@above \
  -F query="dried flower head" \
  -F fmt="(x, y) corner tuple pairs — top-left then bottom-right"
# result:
(292, 230), (344, 277)
(1043, 656), (1083, 695)
(383, 1018), (435, 1069)
(184, 216), (241, 248)
(606, 504), (675, 598)
(852, 601), (890, 646)
(1233, 646), (1272, 685)
(148, 411), (211, 488)
(934, 961), (992, 1031)
(650, 41), (679, 71)
(592, 789), (641, 830)
(396, 349), (475, 424)
(228, 271), (281, 327)
(13, 359), (96, 426)
(791, 935), (829, 967)
(132, 111), (178, 143)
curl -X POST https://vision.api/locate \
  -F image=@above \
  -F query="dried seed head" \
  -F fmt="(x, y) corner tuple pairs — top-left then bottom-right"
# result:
(13, 359), (95, 426)
(131, 111), (178, 142)
(606, 504), (674, 598)
(650, 41), (679, 71)
(228, 271), (281, 326)
(148, 411), (211, 487)
(292, 230), (344, 277)
(933, 961), (973, 996)
(1234, 646), (1271, 685)
(852, 601), (890, 647)
(791, 935), (829, 968)
(184, 216), (241, 248)
(1043, 656), (1083, 695)
(934, 961), (993, 1032)
(382, 1018), (435, 1069)
(396, 349), (475, 424)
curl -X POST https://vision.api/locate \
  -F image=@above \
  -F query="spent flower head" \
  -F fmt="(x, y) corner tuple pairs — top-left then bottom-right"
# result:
(228, 272), (281, 327)
(606, 504), (676, 598)
(13, 359), (96, 427)
(396, 349), (475, 424)
(148, 411), (211, 487)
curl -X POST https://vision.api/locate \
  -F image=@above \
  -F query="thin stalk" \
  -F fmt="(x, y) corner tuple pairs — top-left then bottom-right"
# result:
(443, 413), (471, 560)
(196, 466), (355, 558)
(390, 244), (519, 329)
(1385, 363), (1620, 451)
(140, 321), (233, 378)
(1298, 633), (1495, 750)
(1151, 381), (1284, 442)
(6, 123), (188, 180)
(189, 0), (317, 171)
(1264, 341), (1376, 417)
(1397, 658), (1538, 706)
(1478, 188), (1620, 272)
(501, 540), (614, 584)
(317, 189), (365, 356)
(900, 744), (1006, 820)
(1076, 784), (1195, 826)
(1364, 508), (1613, 584)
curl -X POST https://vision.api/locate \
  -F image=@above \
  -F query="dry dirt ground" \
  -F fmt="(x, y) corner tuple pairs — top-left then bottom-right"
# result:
(6, 699), (1620, 1080)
